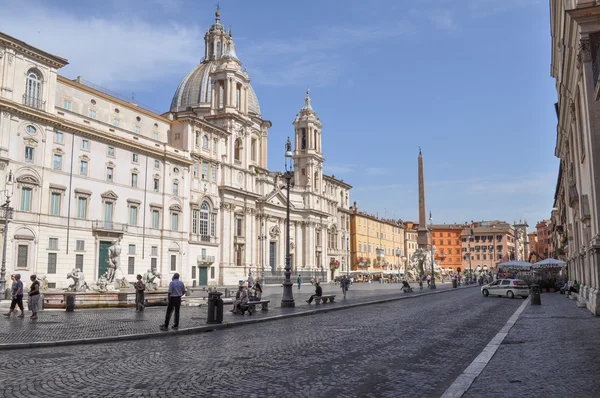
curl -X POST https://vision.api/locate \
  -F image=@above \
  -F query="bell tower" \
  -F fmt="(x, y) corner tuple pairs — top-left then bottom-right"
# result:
(293, 89), (324, 191)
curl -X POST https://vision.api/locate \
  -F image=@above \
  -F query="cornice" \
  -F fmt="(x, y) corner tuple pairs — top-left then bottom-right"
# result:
(0, 99), (192, 166)
(57, 76), (170, 122)
(175, 115), (229, 137)
(0, 32), (68, 68)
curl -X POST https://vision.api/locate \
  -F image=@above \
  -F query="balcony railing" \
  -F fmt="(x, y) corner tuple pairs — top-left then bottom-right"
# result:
(22, 94), (45, 110)
(197, 255), (215, 265)
(92, 220), (128, 232)
(200, 235), (216, 243)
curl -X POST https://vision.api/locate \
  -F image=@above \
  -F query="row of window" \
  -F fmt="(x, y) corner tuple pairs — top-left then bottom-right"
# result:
(461, 235), (504, 242)
(357, 244), (403, 256)
(432, 239), (461, 246)
(464, 254), (503, 261)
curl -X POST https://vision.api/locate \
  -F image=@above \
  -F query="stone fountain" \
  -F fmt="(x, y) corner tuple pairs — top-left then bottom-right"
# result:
(43, 239), (168, 309)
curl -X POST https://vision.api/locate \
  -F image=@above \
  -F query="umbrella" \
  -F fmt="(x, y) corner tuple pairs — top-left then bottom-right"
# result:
(533, 258), (566, 269)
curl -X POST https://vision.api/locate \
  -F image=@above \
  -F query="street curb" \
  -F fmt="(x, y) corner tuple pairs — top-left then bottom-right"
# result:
(0, 285), (479, 351)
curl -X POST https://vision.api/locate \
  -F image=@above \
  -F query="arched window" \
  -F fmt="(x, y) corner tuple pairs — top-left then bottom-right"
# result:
(25, 69), (42, 108)
(234, 139), (241, 161)
(202, 135), (209, 149)
(200, 202), (209, 237)
(195, 131), (200, 147)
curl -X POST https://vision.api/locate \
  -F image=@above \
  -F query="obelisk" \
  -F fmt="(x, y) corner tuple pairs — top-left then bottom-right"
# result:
(417, 147), (430, 249)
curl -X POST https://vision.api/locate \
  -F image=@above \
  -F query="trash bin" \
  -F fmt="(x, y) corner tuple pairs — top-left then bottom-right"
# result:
(452, 279), (458, 289)
(530, 284), (541, 305)
(65, 294), (75, 312)
(206, 291), (223, 324)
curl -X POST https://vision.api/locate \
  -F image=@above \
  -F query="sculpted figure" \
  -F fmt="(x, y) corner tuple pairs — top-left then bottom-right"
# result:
(67, 268), (89, 292)
(143, 269), (161, 291)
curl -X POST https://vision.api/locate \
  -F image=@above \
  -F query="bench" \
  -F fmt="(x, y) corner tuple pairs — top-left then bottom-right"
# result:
(314, 295), (335, 304)
(248, 299), (270, 311)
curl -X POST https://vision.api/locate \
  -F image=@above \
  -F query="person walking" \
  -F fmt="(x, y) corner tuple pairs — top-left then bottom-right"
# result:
(27, 275), (40, 320)
(297, 274), (303, 290)
(418, 277), (423, 290)
(247, 272), (254, 289)
(306, 281), (323, 304)
(426, 275), (431, 287)
(341, 275), (350, 299)
(4, 274), (24, 318)
(134, 274), (146, 312)
(160, 273), (185, 331)
(254, 277), (263, 300)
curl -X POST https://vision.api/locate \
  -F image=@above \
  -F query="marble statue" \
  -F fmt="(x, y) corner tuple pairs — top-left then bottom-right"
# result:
(67, 268), (89, 292)
(105, 238), (129, 289)
(143, 269), (161, 291)
(405, 249), (446, 282)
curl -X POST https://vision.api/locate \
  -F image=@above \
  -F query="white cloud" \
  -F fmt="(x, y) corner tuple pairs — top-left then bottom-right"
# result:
(1, 0), (202, 88)
(364, 167), (388, 176)
(324, 163), (355, 175)
(242, 22), (417, 86)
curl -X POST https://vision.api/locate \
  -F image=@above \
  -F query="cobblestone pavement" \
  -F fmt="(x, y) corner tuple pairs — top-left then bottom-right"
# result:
(0, 281), (463, 345)
(0, 288), (521, 397)
(464, 292), (600, 398)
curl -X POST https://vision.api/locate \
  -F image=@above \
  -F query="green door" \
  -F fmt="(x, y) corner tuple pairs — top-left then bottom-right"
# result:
(199, 267), (208, 286)
(98, 241), (112, 278)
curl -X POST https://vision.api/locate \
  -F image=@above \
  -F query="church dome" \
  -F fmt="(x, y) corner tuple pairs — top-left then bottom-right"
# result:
(170, 61), (261, 116)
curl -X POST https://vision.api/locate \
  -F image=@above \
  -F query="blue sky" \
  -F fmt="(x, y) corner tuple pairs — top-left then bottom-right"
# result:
(3, 0), (556, 228)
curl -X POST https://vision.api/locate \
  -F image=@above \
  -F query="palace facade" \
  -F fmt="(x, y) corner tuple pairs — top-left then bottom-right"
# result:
(0, 10), (351, 288)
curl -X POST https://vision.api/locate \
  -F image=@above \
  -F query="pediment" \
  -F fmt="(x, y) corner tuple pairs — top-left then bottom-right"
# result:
(16, 174), (40, 185)
(101, 190), (119, 200)
(265, 189), (295, 209)
(23, 137), (39, 146)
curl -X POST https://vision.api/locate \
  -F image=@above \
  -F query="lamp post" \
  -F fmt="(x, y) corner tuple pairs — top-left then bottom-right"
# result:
(346, 235), (350, 276)
(281, 137), (295, 308)
(488, 245), (494, 279)
(258, 224), (267, 281)
(467, 231), (473, 284)
(0, 170), (15, 293)
(429, 211), (436, 289)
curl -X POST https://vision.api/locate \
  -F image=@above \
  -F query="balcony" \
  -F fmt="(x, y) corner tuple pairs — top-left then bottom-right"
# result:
(92, 221), (128, 233)
(22, 94), (45, 110)
(234, 235), (245, 245)
(197, 255), (215, 266)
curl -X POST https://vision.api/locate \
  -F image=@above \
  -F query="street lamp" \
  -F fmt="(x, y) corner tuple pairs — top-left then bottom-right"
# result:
(346, 235), (350, 276)
(281, 137), (295, 308)
(429, 211), (436, 289)
(0, 170), (15, 293)
(467, 231), (473, 284)
(488, 245), (494, 279)
(258, 224), (267, 281)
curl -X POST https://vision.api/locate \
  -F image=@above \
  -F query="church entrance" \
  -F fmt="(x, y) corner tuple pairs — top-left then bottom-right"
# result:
(199, 267), (208, 286)
(269, 242), (276, 273)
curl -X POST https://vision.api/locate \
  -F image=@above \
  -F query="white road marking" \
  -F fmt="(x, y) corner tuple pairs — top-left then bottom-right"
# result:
(440, 297), (530, 398)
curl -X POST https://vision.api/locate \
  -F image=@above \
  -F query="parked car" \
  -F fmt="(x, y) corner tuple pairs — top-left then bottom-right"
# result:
(481, 279), (529, 299)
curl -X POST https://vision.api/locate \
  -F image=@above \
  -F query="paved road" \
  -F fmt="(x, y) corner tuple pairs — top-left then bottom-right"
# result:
(0, 282), (458, 345)
(0, 288), (522, 397)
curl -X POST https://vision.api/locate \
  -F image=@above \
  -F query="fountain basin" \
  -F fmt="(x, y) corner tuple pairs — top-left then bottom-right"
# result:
(42, 290), (169, 309)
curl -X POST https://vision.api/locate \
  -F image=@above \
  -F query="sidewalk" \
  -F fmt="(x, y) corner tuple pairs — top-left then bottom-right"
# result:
(0, 282), (473, 349)
(464, 292), (600, 397)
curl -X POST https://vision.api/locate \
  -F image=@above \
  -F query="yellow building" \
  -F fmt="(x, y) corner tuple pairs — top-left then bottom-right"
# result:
(350, 203), (405, 275)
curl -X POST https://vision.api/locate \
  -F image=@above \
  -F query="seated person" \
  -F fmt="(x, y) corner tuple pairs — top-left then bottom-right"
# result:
(306, 281), (323, 304)
(231, 282), (249, 312)
(402, 280), (411, 290)
(569, 280), (580, 294)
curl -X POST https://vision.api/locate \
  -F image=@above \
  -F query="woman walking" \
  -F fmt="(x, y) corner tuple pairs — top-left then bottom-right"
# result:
(135, 274), (146, 312)
(28, 275), (40, 320)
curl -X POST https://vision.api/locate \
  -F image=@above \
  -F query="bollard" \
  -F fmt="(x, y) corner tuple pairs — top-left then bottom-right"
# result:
(65, 294), (75, 311)
(452, 279), (458, 289)
(530, 284), (541, 305)
(206, 291), (224, 324)
(4, 288), (11, 300)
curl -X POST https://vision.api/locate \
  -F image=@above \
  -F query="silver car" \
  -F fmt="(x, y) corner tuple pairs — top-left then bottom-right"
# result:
(481, 279), (529, 299)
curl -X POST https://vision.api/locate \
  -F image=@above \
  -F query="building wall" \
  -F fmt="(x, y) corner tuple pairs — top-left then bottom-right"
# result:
(432, 225), (464, 273)
(461, 221), (515, 274)
(550, 0), (600, 314)
(350, 205), (405, 273)
(536, 220), (552, 258)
